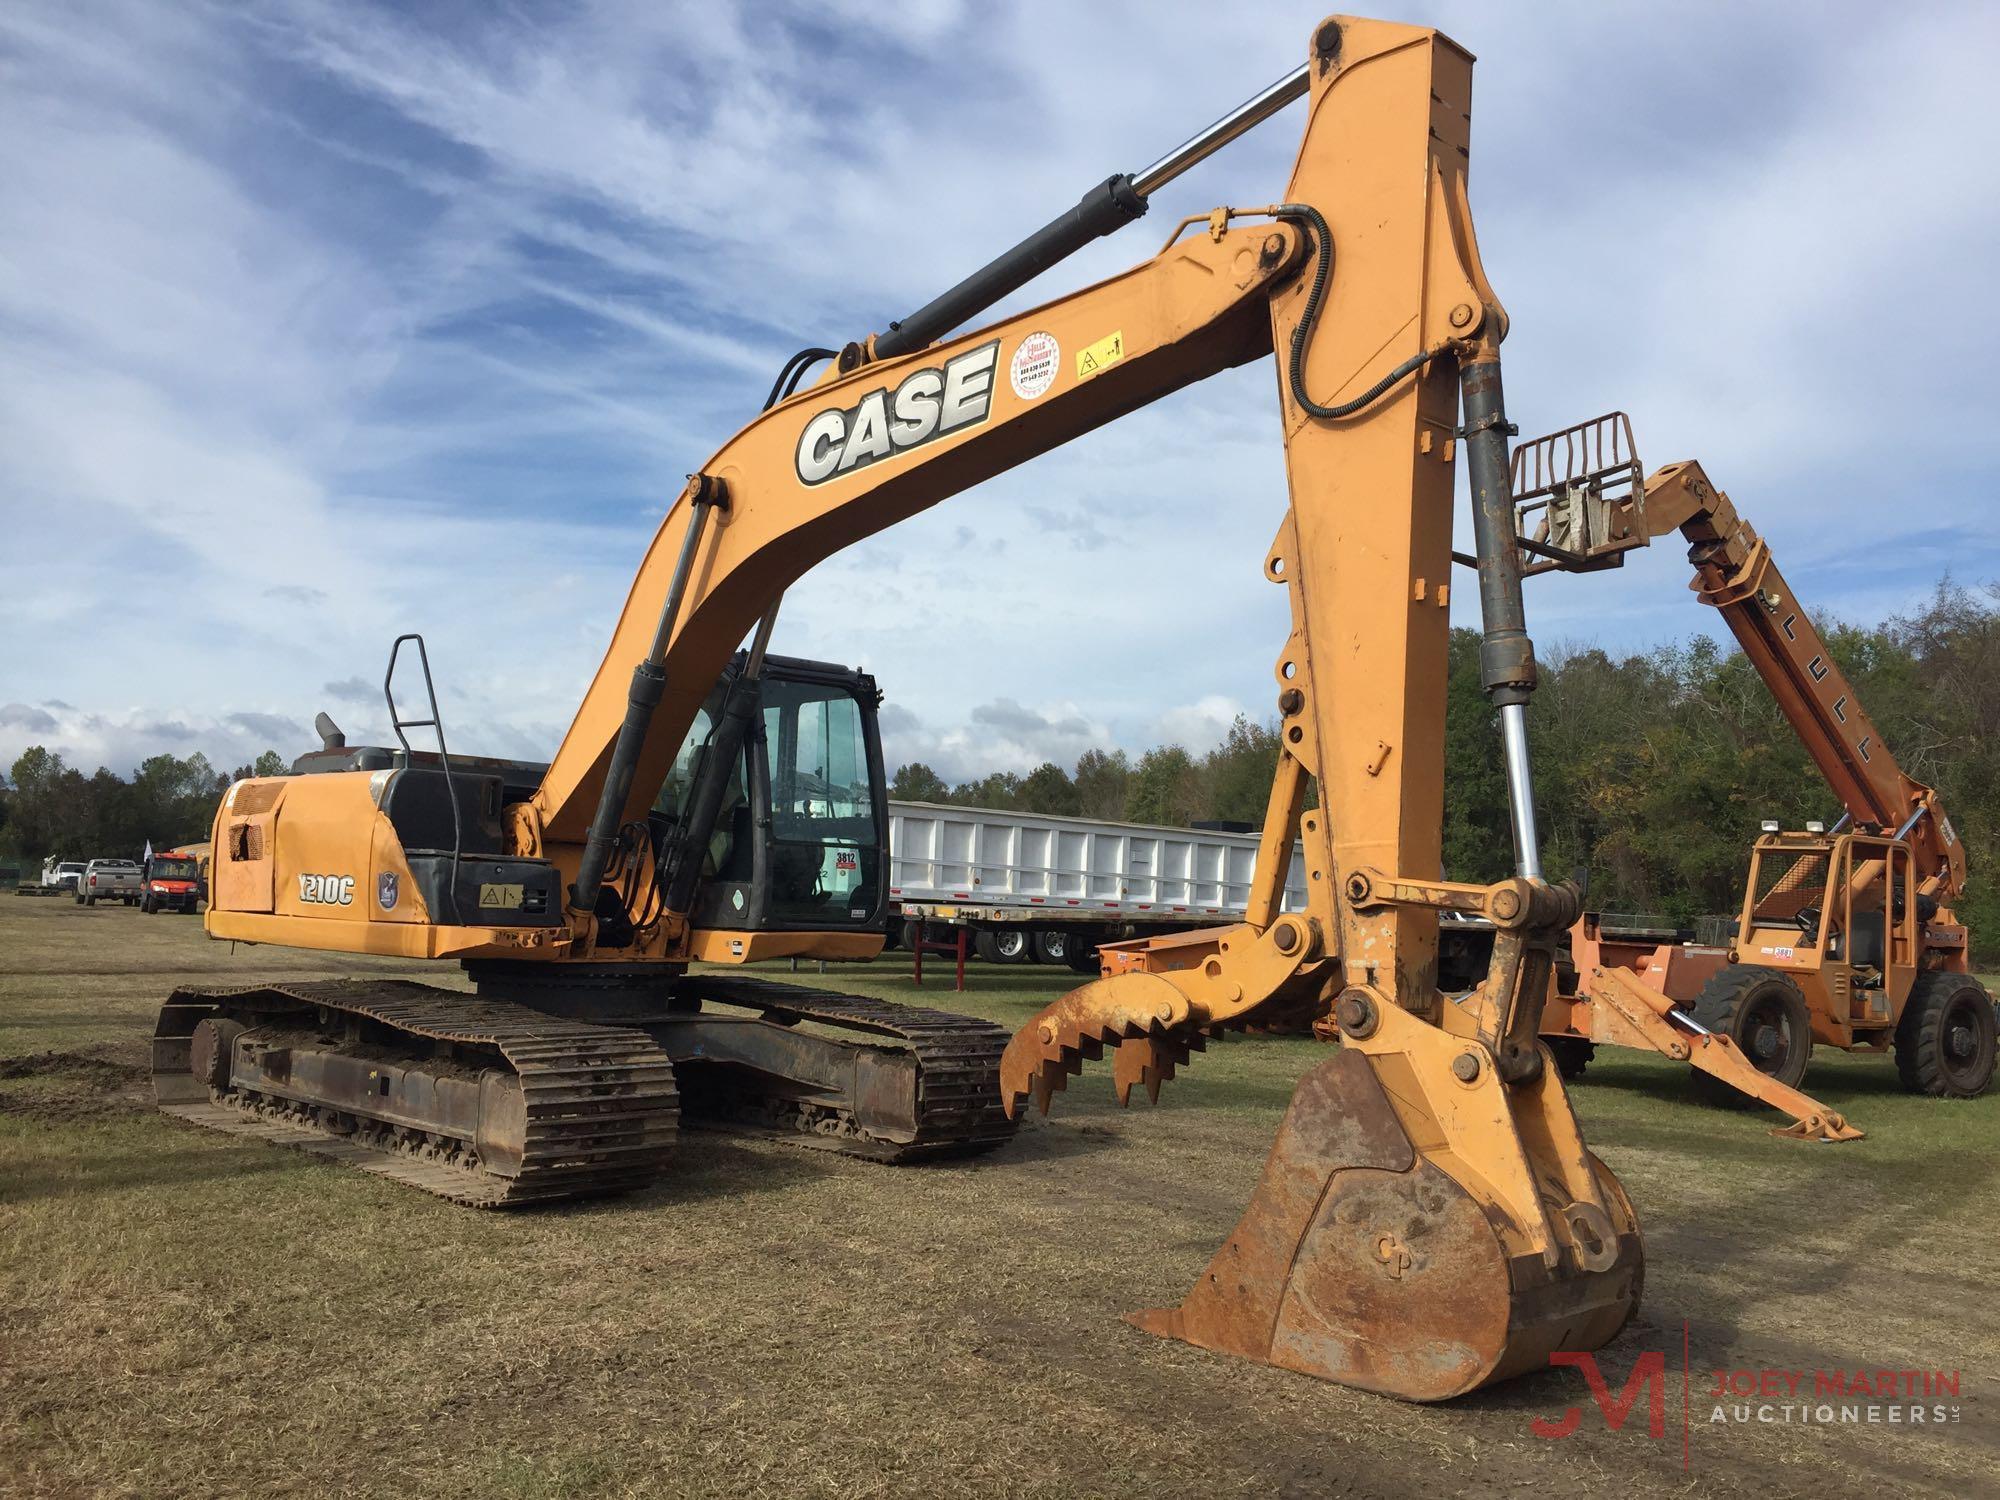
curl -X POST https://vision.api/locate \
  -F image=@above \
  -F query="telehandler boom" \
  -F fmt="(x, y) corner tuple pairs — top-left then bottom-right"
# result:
(1509, 417), (1994, 1116)
(162, 16), (1645, 1400)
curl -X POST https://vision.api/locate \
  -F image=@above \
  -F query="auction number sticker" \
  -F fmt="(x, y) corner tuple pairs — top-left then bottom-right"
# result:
(1010, 331), (1060, 399)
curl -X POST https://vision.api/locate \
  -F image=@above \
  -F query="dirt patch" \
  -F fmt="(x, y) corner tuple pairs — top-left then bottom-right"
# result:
(0, 1043), (151, 1121)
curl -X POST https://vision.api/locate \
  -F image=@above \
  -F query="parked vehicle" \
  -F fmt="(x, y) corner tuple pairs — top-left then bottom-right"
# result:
(76, 858), (142, 906)
(141, 852), (203, 914)
(887, 800), (1306, 968)
(40, 858), (86, 894)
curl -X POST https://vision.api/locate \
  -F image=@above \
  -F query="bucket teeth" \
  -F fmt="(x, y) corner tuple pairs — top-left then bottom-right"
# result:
(1112, 1031), (1208, 1106)
(999, 974), (1196, 1117)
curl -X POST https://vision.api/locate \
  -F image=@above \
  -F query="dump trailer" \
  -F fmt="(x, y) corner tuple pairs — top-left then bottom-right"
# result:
(1509, 414), (1994, 1129)
(887, 800), (1306, 965)
(162, 16), (1678, 1400)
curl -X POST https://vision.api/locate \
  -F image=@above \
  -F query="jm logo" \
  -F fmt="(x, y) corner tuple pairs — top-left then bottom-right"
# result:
(1532, 1351), (1668, 1440)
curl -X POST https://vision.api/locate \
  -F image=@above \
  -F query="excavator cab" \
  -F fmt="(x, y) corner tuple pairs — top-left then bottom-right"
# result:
(658, 654), (889, 937)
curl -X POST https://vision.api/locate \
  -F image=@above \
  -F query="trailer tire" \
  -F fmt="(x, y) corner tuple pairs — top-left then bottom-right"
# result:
(1894, 972), (1997, 1098)
(1064, 933), (1100, 973)
(974, 928), (1030, 964)
(1688, 964), (1812, 1102)
(1032, 930), (1068, 965)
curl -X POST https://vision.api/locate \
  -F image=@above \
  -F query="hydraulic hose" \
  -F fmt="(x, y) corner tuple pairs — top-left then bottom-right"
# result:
(1273, 203), (1442, 419)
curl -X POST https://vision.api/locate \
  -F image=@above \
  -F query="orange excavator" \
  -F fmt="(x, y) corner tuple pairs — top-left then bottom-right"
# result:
(1504, 417), (1994, 1131)
(162, 17), (1645, 1400)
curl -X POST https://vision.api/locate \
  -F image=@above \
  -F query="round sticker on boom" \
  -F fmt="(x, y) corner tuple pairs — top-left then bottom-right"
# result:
(1009, 330), (1060, 400)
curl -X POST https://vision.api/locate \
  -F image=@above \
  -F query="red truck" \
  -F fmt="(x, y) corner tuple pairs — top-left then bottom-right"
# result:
(141, 851), (203, 914)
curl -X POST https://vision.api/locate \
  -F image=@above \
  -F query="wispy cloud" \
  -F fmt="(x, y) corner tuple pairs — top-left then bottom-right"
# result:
(3, 0), (1996, 787)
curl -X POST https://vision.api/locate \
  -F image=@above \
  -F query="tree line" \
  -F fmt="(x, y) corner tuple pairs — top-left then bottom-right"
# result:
(891, 712), (1285, 830)
(894, 581), (2000, 960)
(0, 748), (288, 866)
(6, 582), (1993, 959)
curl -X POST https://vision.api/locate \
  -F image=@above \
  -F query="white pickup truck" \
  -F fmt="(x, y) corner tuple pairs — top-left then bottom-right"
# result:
(39, 858), (86, 895)
(76, 858), (143, 906)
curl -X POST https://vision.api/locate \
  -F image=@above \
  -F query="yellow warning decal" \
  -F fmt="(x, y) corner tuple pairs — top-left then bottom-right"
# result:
(1075, 330), (1125, 380)
(479, 883), (525, 908)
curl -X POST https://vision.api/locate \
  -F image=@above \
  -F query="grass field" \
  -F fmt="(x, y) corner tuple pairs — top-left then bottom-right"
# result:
(3, 895), (1997, 1498)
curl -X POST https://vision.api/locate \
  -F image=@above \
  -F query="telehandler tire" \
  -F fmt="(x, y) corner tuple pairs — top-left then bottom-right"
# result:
(1894, 972), (1998, 1098)
(1688, 964), (1813, 1102)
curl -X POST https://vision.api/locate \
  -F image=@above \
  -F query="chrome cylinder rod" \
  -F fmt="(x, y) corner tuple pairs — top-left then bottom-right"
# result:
(1499, 703), (1543, 880)
(1459, 351), (1545, 883)
(876, 62), (1310, 359)
(742, 599), (782, 681)
(1130, 63), (1311, 197)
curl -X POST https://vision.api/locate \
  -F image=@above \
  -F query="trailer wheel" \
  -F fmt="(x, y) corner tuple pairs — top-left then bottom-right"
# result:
(974, 929), (1029, 964)
(1032, 930), (1068, 965)
(1895, 973), (1997, 1098)
(1064, 933), (1100, 973)
(1546, 1037), (1595, 1081)
(1688, 964), (1813, 1101)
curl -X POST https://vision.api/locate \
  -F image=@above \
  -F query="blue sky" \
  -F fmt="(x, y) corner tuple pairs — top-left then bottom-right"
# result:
(4, 1), (1997, 784)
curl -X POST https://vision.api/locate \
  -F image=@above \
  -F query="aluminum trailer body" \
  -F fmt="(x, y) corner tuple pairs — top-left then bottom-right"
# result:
(887, 799), (1306, 963)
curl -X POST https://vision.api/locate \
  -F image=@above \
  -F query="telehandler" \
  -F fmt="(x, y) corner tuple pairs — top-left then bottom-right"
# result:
(163, 16), (1647, 1401)
(1500, 416), (1994, 1127)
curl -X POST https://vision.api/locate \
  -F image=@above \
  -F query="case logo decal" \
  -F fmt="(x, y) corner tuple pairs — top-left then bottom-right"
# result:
(795, 341), (999, 486)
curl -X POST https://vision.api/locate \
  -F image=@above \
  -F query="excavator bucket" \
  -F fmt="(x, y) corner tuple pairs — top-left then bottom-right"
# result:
(1003, 965), (1646, 1403)
(1123, 1046), (1642, 1401)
